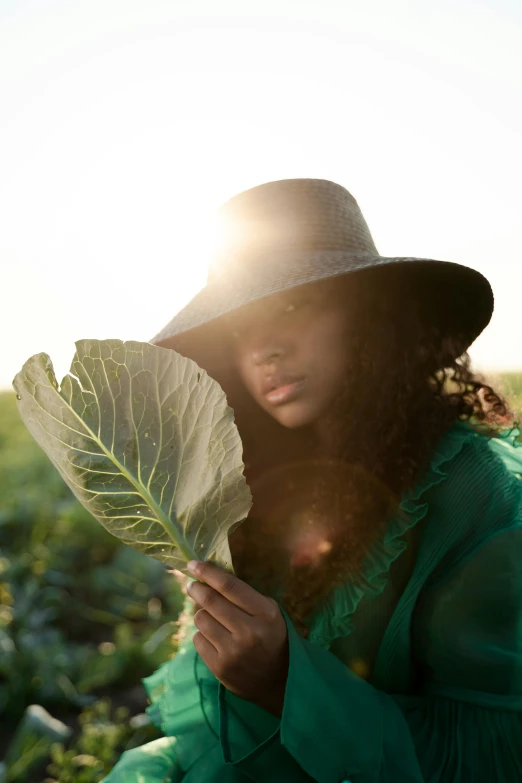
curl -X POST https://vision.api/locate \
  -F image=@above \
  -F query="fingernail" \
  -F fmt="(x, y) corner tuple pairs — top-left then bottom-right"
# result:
(187, 560), (200, 575)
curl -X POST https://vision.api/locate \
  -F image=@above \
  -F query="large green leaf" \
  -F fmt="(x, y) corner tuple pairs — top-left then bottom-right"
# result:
(12, 339), (252, 574)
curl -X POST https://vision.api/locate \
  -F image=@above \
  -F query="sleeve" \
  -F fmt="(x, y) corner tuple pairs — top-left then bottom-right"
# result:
(218, 610), (425, 783)
(100, 736), (183, 783)
(218, 525), (522, 783)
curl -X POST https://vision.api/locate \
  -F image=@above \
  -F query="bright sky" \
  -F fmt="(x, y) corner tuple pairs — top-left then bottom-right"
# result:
(1, 0), (521, 392)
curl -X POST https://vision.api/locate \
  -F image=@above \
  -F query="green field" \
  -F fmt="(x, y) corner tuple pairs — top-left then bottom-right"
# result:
(0, 390), (185, 782)
(496, 372), (522, 412)
(0, 373), (520, 781)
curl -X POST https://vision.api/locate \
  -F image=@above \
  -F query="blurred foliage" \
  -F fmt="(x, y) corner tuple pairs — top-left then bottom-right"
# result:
(0, 698), (160, 783)
(0, 703), (72, 783)
(43, 698), (161, 783)
(0, 391), (183, 780)
(499, 372), (522, 413)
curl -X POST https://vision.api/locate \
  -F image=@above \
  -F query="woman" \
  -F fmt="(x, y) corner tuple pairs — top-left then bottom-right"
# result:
(103, 178), (522, 782)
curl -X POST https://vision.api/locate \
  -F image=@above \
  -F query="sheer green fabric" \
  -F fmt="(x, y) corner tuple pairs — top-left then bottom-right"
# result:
(102, 421), (522, 783)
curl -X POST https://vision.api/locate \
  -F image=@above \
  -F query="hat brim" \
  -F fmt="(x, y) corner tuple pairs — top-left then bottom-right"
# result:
(150, 253), (493, 358)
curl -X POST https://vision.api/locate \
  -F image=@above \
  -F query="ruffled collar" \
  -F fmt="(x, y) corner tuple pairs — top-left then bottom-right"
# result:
(305, 419), (521, 649)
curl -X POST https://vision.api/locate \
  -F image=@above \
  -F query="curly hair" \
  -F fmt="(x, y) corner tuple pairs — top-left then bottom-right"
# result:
(224, 265), (519, 636)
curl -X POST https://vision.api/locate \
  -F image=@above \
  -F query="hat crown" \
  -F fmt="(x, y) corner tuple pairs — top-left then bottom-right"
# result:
(208, 178), (378, 283)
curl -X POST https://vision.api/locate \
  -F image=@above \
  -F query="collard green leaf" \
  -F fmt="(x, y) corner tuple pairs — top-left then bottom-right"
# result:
(12, 339), (252, 574)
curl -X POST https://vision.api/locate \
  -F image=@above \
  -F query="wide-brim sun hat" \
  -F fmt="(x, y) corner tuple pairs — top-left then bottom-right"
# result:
(149, 178), (494, 378)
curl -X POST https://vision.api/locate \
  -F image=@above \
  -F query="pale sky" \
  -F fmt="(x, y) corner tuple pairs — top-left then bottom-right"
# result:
(1, 0), (521, 392)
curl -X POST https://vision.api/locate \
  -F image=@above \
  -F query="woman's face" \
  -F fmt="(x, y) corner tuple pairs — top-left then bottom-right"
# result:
(225, 277), (353, 430)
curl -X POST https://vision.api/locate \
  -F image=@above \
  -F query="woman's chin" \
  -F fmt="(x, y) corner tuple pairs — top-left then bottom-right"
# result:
(268, 402), (319, 430)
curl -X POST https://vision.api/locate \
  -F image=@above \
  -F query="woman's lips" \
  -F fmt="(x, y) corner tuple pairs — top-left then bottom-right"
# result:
(264, 379), (307, 405)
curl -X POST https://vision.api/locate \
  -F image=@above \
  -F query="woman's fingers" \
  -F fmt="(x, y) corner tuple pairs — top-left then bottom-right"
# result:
(187, 580), (245, 633)
(187, 561), (268, 615)
(193, 629), (219, 670)
(193, 607), (230, 648)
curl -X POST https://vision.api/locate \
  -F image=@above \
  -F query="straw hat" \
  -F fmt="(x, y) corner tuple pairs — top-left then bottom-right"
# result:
(150, 178), (493, 371)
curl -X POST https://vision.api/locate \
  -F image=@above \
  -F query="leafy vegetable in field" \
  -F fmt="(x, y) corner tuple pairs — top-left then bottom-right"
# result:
(12, 339), (252, 575)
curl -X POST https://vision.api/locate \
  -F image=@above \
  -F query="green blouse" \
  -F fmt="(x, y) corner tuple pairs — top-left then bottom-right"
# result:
(102, 420), (522, 783)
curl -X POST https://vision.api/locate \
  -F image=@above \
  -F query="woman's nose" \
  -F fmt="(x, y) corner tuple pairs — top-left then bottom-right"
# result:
(252, 343), (286, 367)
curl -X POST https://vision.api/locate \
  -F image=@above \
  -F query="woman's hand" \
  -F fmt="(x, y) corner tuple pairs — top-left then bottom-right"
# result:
(184, 560), (288, 717)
